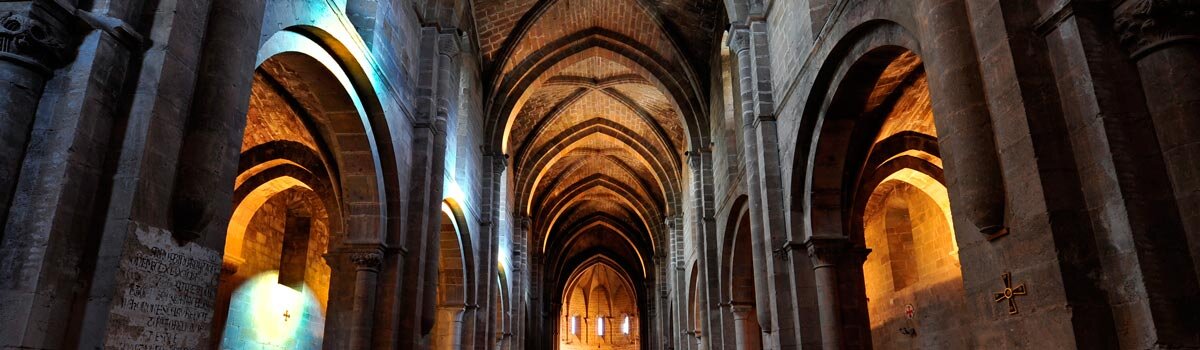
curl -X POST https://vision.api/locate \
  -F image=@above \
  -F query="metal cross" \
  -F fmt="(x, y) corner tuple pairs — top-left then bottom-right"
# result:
(283, 310), (292, 322)
(993, 272), (1027, 315)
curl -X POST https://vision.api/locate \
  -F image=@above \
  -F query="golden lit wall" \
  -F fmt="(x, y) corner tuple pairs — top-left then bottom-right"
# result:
(560, 264), (640, 350)
(224, 70), (335, 309)
(236, 190), (332, 309)
(859, 69), (967, 349)
(215, 67), (338, 350)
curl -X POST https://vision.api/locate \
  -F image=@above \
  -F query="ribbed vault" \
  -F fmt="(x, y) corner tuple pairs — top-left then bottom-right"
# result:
(477, 0), (721, 346)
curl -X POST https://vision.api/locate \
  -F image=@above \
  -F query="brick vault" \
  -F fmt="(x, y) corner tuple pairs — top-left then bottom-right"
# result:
(0, 0), (1197, 349)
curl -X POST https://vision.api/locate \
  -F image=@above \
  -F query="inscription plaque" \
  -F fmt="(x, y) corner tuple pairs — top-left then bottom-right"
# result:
(105, 225), (222, 350)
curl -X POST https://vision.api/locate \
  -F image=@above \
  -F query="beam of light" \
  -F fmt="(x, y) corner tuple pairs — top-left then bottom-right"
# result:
(222, 271), (324, 349)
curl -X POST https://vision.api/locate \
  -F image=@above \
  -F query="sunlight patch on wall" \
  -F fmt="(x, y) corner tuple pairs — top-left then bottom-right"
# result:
(221, 271), (324, 349)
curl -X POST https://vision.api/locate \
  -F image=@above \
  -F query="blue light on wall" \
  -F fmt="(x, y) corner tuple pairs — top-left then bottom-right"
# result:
(221, 271), (324, 349)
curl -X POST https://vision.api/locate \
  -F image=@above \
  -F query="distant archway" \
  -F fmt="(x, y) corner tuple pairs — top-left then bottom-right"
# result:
(431, 202), (470, 349)
(560, 258), (641, 349)
(726, 206), (762, 350)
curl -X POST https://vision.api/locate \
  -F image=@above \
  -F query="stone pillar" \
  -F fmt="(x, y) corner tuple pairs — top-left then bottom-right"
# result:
(0, 3), (73, 228)
(0, 2), (153, 348)
(805, 237), (847, 350)
(400, 25), (460, 349)
(171, 0), (268, 243)
(0, 4), (74, 340)
(514, 215), (530, 348)
(728, 303), (757, 350)
(728, 23), (798, 350)
(1112, 1), (1200, 345)
(437, 305), (466, 350)
(350, 248), (384, 350)
(914, 0), (1009, 239)
(1115, 0), (1200, 285)
(687, 148), (727, 350)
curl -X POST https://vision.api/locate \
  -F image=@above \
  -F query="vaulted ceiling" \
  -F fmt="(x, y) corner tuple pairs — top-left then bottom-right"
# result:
(474, 0), (723, 286)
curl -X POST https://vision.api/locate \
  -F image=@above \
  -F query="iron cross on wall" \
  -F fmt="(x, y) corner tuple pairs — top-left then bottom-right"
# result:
(993, 272), (1027, 315)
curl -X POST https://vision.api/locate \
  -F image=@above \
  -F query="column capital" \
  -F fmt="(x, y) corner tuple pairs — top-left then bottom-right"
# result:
(0, 3), (72, 73)
(725, 301), (755, 316)
(726, 27), (751, 54)
(220, 256), (245, 276)
(349, 252), (383, 270)
(1114, 0), (1200, 58)
(436, 27), (463, 58)
(0, 1), (148, 74)
(804, 236), (851, 269)
(514, 214), (531, 227)
(491, 153), (509, 172)
(342, 243), (385, 271)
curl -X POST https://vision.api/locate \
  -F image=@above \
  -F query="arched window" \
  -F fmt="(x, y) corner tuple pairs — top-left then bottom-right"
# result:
(570, 315), (579, 336)
(621, 314), (631, 335)
(596, 315), (605, 337)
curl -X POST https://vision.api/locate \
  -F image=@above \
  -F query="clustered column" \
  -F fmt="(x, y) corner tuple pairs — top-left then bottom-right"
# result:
(728, 23), (796, 350)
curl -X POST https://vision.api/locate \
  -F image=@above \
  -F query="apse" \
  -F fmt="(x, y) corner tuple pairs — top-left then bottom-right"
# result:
(560, 262), (640, 350)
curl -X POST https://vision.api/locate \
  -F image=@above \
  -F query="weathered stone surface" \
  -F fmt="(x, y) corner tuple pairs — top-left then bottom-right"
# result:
(0, 1), (1197, 349)
(105, 225), (222, 349)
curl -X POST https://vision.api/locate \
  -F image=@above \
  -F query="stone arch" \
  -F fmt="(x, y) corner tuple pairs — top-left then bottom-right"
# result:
(431, 200), (475, 349)
(553, 216), (652, 279)
(793, 22), (977, 346)
(719, 195), (749, 302)
(687, 261), (702, 344)
(214, 36), (387, 345)
(496, 269), (511, 346)
(557, 255), (644, 348)
(254, 29), (389, 244)
(723, 198), (762, 349)
(793, 20), (924, 241)
(518, 120), (679, 212)
(539, 179), (661, 257)
(722, 0), (751, 24)
(488, 29), (707, 156)
(486, 0), (698, 80)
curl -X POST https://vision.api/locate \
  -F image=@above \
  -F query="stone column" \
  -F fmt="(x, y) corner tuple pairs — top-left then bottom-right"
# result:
(1112, 1), (1200, 345)
(514, 215), (530, 348)
(400, 25), (459, 348)
(914, 0), (1009, 239)
(171, 0), (268, 243)
(805, 237), (847, 350)
(437, 305), (466, 349)
(0, 3), (73, 228)
(0, 2), (151, 348)
(728, 24), (797, 350)
(1115, 0), (1200, 285)
(728, 303), (756, 350)
(350, 248), (384, 350)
